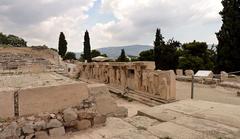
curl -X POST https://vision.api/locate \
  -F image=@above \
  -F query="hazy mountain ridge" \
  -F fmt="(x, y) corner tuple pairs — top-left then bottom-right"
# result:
(75, 45), (152, 59)
(97, 45), (152, 58)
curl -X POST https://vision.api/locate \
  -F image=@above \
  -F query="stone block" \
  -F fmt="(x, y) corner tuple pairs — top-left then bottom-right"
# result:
(221, 71), (228, 81)
(0, 91), (15, 119)
(185, 70), (194, 76)
(22, 122), (34, 134)
(147, 122), (212, 139)
(93, 115), (107, 125)
(19, 83), (89, 116)
(76, 120), (91, 130)
(87, 84), (119, 116)
(49, 126), (65, 137)
(63, 108), (78, 123)
(176, 69), (183, 76)
(46, 119), (62, 129)
(78, 109), (96, 119)
(113, 106), (128, 118)
(34, 120), (46, 131)
(35, 131), (49, 139)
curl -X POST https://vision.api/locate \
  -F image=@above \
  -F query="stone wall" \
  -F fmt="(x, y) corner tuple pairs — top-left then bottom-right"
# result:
(0, 84), (127, 138)
(77, 62), (176, 101)
(0, 47), (62, 74)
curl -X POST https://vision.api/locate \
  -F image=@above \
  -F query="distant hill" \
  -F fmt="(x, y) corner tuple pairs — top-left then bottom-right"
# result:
(75, 45), (152, 59)
(98, 45), (152, 58)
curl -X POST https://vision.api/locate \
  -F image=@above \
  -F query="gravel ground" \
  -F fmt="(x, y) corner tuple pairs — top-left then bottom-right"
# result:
(176, 81), (240, 105)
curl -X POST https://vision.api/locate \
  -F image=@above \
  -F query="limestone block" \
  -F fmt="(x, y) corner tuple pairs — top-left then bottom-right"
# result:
(0, 91), (15, 119)
(46, 119), (62, 129)
(221, 71), (228, 81)
(185, 70), (194, 76)
(76, 120), (91, 130)
(93, 115), (107, 125)
(176, 69), (183, 76)
(22, 122), (34, 134)
(19, 83), (89, 116)
(34, 120), (47, 131)
(35, 131), (49, 139)
(63, 108), (78, 123)
(87, 84), (119, 116)
(49, 127), (65, 137)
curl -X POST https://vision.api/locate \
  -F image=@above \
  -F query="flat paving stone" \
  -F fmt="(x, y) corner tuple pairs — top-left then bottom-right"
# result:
(172, 116), (240, 139)
(147, 122), (215, 139)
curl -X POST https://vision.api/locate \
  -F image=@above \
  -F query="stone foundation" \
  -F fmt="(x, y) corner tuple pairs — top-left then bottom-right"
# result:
(76, 62), (176, 101)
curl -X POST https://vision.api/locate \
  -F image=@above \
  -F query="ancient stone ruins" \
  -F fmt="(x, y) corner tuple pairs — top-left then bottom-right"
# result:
(0, 47), (240, 139)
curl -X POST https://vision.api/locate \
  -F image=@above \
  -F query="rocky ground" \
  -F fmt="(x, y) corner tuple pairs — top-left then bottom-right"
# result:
(58, 98), (240, 139)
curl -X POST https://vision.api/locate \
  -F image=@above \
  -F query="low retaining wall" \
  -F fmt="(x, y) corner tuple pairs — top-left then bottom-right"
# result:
(77, 62), (176, 101)
(0, 83), (89, 119)
(18, 83), (89, 116)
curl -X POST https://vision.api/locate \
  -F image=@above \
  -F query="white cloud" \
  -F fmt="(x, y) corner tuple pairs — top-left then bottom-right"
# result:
(0, 0), (96, 52)
(0, 0), (223, 51)
(90, 0), (222, 49)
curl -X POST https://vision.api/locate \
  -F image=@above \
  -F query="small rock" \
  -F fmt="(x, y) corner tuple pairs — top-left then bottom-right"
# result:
(49, 127), (65, 137)
(56, 114), (63, 122)
(26, 116), (35, 121)
(76, 120), (91, 130)
(63, 108), (78, 123)
(64, 120), (77, 127)
(0, 122), (18, 139)
(25, 133), (35, 139)
(35, 131), (49, 139)
(34, 120), (46, 131)
(46, 119), (62, 129)
(78, 109), (96, 119)
(93, 115), (106, 126)
(16, 127), (22, 137)
(49, 114), (56, 119)
(22, 122), (34, 134)
(38, 112), (50, 120)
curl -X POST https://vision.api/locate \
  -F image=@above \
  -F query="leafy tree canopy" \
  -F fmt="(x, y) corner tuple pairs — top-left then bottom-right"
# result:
(0, 32), (27, 47)
(64, 52), (76, 60)
(178, 41), (215, 72)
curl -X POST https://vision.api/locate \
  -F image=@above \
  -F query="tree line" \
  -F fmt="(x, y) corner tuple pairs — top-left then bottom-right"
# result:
(0, 32), (27, 47)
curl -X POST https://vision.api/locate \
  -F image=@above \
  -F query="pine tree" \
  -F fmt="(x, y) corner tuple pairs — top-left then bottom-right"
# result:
(216, 0), (240, 72)
(83, 30), (92, 62)
(154, 28), (165, 70)
(117, 49), (129, 62)
(58, 32), (67, 58)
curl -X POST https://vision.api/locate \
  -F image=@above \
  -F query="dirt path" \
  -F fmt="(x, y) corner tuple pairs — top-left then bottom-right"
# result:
(176, 81), (240, 105)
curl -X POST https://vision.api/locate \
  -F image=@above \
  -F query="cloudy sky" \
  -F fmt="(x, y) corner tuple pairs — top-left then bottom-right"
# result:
(0, 0), (222, 52)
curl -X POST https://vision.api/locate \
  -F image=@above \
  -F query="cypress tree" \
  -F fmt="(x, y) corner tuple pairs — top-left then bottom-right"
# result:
(154, 28), (165, 70)
(117, 49), (129, 62)
(58, 32), (67, 58)
(216, 0), (240, 72)
(83, 30), (92, 62)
